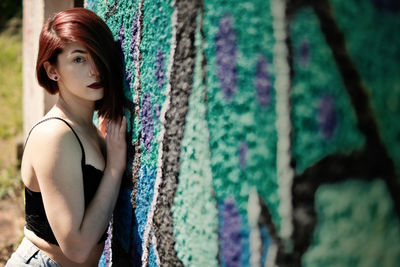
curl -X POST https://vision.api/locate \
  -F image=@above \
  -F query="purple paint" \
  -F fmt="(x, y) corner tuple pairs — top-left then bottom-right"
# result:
(125, 68), (132, 85)
(141, 93), (154, 151)
(154, 103), (161, 123)
(155, 48), (165, 89)
(130, 14), (139, 62)
(372, 0), (400, 12)
(103, 222), (112, 266)
(317, 95), (337, 140)
(239, 142), (247, 169)
(216, 14), (238, 100)
(118, 24), (125, 58)
(299, 39), (309, 67)
(255, 55), (271, 108)
(221, 197), (242, 267)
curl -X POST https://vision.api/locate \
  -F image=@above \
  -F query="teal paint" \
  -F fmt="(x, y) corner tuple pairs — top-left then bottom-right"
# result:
(290, 8), (364, 174)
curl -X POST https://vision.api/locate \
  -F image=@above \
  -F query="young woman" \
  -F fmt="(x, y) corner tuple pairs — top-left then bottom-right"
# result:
(6, 8), (126, 267)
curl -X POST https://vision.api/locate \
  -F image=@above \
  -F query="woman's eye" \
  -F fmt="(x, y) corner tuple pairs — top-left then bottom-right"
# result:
(74, 57), (85, 63)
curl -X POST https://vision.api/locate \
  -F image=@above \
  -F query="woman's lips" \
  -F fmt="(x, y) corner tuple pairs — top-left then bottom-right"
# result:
(87, 82), (103, 89)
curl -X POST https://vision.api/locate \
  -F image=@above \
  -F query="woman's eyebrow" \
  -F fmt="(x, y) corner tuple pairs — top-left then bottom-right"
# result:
(71, 49), (87, 54)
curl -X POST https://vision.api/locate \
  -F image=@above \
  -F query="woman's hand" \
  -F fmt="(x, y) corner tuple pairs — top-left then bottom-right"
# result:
(105, 116), (127, 175)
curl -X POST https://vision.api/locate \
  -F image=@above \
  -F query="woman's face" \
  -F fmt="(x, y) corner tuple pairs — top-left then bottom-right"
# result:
(54, 42), (104, 102)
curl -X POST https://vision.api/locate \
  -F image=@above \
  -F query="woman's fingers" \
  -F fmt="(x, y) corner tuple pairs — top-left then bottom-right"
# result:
(105, 116), (127, 172)
(107, 120), (113, 137)
(106, 117), (126, 142)
(107, 119), (115, 138)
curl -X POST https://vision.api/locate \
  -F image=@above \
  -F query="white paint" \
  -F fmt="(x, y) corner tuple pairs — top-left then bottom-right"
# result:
(271, 0), (294, 250)
(265, 243), (278, 267)
(248, 189), (262, 267)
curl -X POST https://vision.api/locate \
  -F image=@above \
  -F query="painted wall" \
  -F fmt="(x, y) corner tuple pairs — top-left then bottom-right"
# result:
(85, 0), (400, 266)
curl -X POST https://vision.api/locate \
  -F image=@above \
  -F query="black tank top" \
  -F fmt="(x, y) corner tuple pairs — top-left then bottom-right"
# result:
(24, 117), (107, 245)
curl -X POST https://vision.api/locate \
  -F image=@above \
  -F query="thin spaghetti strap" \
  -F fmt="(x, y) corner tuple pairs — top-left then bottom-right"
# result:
(24, 117), (86, 166)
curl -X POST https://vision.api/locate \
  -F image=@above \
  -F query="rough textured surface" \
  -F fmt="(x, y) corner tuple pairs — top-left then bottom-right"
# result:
(303, 179), (400, 267)
(290, 7), (364, 173)
(172, 11), (219, 266)
(85, 0), (400, 266)
(203, 0), (279, 226)
(328, 0), (400, 176)
(151, 0), (196, 265)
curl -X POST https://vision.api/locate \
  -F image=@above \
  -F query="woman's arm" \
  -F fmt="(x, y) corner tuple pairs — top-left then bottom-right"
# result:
(29, 118), (126, 263)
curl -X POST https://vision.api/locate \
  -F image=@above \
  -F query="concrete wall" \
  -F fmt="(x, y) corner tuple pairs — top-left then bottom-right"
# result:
(21, 0), (398, 266)
(22, 0), (81, 138)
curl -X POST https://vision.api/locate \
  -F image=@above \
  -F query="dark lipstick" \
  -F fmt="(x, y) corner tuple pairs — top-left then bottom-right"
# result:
(88, 82), (103, 89)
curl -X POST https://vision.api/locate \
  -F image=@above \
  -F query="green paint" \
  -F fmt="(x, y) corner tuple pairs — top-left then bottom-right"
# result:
(329, 0), (400, 176)
(139, 0), (173, 168)
(303, 179), (400, 267)
(290, 8), (365, 174)
(203, 0), (280, 227)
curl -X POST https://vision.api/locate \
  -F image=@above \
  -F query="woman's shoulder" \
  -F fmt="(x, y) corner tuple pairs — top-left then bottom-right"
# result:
(23, 118), (84, 176)
(26, 118), (82, 153)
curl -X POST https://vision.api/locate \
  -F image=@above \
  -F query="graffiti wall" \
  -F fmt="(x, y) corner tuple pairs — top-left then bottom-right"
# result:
(86, 0), (400, 266)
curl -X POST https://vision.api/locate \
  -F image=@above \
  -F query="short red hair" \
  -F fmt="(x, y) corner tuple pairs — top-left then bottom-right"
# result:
(36, 8), (124, 120)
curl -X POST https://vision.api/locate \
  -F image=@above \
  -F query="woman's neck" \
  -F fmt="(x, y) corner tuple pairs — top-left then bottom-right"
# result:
(54, 95), (95, 127)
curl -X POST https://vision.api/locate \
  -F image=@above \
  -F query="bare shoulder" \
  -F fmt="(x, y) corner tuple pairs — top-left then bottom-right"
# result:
(27, 119), (78, 147)
(25, 119), (83, 170)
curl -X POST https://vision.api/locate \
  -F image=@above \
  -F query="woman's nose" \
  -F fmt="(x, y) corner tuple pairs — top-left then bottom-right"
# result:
(89, 61), (99, 77)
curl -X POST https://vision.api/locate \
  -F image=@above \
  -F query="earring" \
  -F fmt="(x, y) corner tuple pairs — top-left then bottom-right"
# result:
(54, 76), (58, 81)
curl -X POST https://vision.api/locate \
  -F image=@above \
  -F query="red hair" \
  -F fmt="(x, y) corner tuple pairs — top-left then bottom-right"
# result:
(36, 8), (124, 120)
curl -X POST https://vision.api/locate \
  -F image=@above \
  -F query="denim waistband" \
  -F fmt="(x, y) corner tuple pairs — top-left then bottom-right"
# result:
(6, 237), (60, 266)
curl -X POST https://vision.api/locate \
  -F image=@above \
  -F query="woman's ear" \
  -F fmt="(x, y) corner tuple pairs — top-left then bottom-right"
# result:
(43, 61), (59, 81)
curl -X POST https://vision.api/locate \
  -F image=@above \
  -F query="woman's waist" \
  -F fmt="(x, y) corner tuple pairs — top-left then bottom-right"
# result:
(24, 227), (104, 267)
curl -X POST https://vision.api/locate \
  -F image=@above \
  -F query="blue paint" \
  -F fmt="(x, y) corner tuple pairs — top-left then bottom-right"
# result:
(317, 94), (337, 140)
(130, 216), (142, 266)
(113, 188), (133, 251)
(86, 0), (95, 10)
(240, 218), (251, 267)
(129, 166), (157, 264)
(218, 201), (227, 267)
(149, 243), (158, 267)
(98, 253), (107, 267)
(260, 226), (270, 266)
(135, 165), (157, 240)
